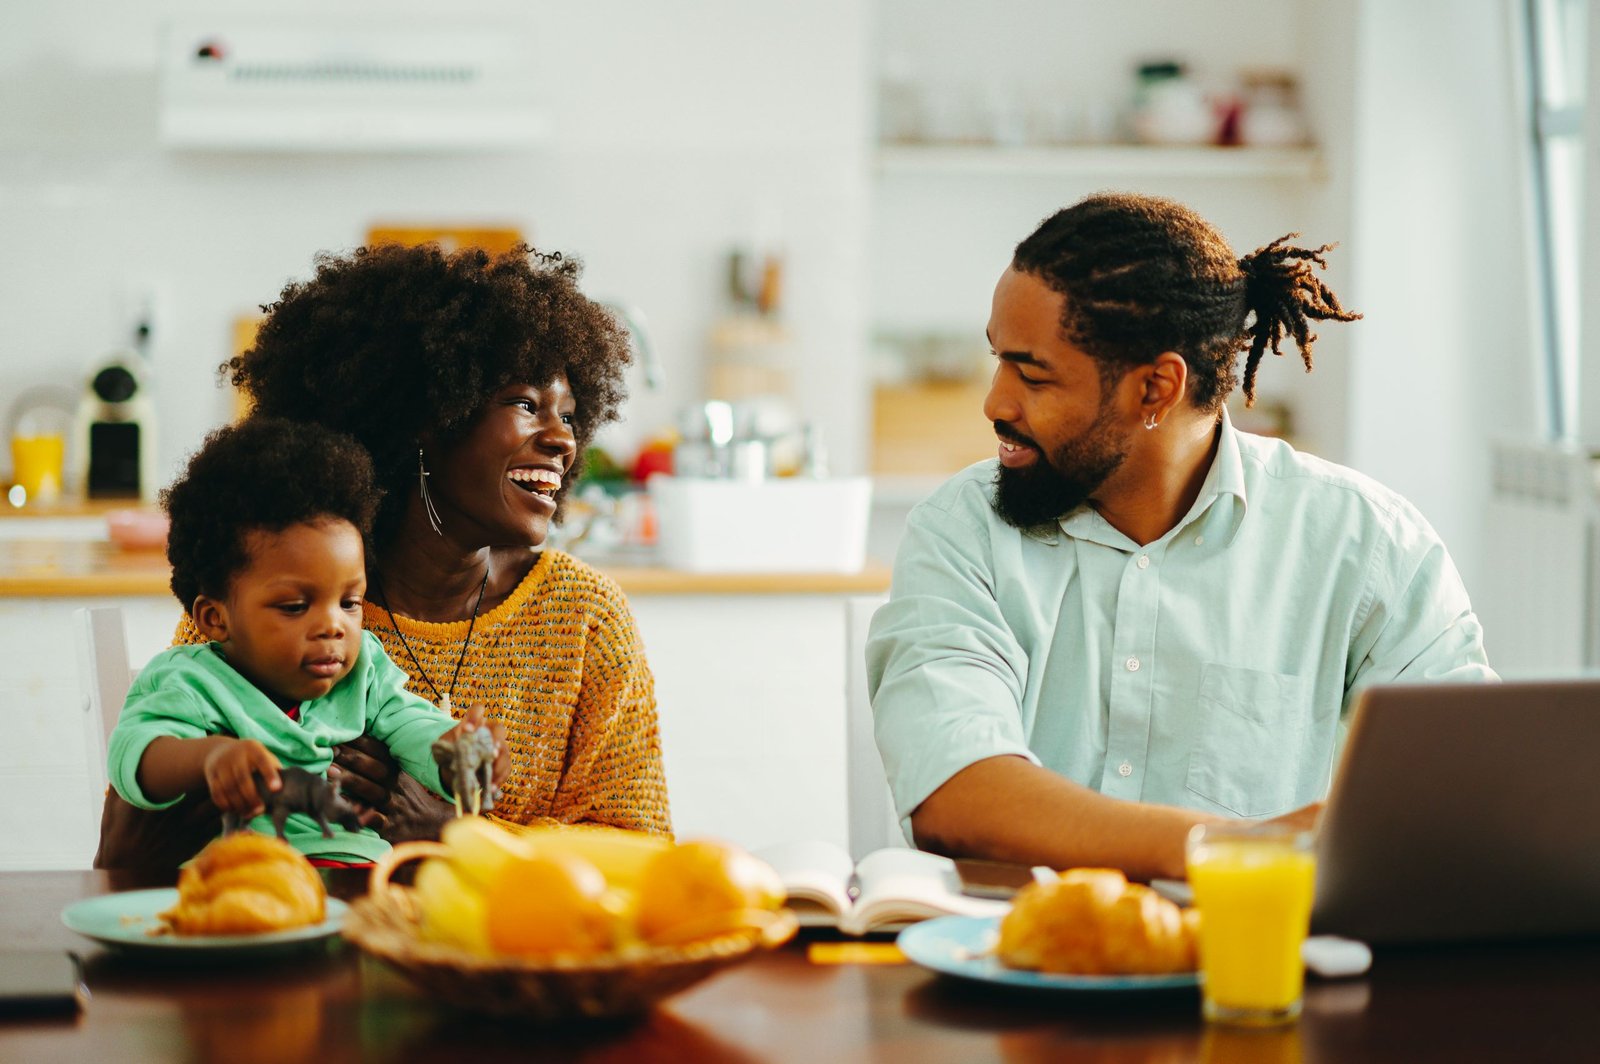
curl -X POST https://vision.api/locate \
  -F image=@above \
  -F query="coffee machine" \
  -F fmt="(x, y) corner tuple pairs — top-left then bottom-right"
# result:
(74, 351), (157, 500)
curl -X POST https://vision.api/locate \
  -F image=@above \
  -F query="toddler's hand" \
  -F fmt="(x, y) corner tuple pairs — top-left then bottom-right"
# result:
(203, 739), (282, 816)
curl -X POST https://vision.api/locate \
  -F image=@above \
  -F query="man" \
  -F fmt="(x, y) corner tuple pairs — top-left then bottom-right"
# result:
(866, 193), (1493, 881)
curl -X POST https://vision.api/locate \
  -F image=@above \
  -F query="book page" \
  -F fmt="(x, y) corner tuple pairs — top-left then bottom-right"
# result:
(755, 840), (856, 924)
(844, 849), (1008, 935)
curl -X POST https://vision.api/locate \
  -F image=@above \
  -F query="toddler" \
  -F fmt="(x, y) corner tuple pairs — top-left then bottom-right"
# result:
(107, 417), (507, 862)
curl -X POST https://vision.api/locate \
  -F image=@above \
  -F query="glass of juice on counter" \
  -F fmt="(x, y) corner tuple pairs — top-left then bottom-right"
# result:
(1186, 821), (1316, 1026)
(9, 432), (65, 506)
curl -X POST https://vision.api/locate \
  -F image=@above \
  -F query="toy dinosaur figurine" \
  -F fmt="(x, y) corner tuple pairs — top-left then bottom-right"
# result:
(221, 766), (365, 840)
(432, 726), (500, 816)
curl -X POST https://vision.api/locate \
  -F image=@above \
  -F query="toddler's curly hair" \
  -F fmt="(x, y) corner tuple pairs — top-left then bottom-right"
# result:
(162, 417), (380, 613)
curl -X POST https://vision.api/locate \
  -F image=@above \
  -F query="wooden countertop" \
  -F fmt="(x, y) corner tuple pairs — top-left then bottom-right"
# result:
(0, 538), (891, 598)
(0, 497), (153, 519)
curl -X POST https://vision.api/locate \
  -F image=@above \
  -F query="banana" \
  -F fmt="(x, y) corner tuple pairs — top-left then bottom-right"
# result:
(414, 857), (491, 955)
(439, 816), (535, 892)
(512, 825), (672, 891)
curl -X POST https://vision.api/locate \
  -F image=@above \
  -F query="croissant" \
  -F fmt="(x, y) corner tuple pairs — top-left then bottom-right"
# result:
(997, 867), (1198, 975)
(160, 833), (326, 936)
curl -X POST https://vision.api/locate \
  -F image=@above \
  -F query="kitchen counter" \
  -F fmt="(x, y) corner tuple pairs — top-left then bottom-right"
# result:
(0, 538), (892, 598)
(0, 536), (890, 867)
(0, 497), (153, 519)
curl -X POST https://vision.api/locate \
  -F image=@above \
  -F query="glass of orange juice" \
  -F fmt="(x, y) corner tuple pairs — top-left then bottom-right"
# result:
(9, 433), (65, 505)
(1187, 821), (1316, 1026)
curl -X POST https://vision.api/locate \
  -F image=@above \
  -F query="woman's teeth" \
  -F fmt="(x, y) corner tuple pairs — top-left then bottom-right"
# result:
(507, 469), (561, 495)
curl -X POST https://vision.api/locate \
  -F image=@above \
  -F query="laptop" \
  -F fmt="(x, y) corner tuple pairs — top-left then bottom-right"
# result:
(1311, 677), (1600, 944)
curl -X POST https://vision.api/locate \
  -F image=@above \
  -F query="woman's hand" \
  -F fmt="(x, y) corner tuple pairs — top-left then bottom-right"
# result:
(377, 773), (456, 844)
(329, 735), (403, 825)
(202, 739), (281, 816)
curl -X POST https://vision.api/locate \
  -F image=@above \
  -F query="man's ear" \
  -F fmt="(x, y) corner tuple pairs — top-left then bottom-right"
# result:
(191, 596), (230, 642)
(1138, 352), (1189, 426)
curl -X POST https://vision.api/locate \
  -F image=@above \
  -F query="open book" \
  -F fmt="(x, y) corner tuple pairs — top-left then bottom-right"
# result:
(756, 841), (1010, 935)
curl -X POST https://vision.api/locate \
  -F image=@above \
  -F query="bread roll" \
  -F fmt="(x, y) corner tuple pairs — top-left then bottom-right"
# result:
(997, 867), (1198, 975)
(160, 833), (326, 936)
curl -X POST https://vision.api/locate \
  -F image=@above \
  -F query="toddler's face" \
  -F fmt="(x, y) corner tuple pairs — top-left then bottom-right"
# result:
(205, 518), (366, 705)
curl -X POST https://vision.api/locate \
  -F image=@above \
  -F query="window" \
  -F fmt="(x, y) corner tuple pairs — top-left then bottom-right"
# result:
(1524, 0), (1586, 441)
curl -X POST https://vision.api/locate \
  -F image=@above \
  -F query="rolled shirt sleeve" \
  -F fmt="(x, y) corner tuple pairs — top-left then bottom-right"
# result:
(867, 492), (1041, 832)
(1345, 497), (1498, 704)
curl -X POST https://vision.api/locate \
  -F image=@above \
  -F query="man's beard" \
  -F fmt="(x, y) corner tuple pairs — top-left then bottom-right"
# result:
(991, 403), (1130, 529)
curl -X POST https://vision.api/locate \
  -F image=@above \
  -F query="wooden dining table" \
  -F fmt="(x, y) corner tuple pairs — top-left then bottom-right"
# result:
(3, 868), (1599, 1063)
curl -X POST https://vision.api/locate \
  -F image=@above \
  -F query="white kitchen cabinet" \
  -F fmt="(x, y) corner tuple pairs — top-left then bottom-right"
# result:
(630, 594), (851, 855)
(0, 587), (861, 868)
(0, 596), (180, 870)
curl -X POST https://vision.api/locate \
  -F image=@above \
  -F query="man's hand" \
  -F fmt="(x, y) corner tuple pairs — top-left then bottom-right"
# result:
(202, 739), (281, 816)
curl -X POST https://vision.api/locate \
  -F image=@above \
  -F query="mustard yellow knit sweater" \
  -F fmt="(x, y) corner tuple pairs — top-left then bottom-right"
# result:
(178, 550), (671, 836)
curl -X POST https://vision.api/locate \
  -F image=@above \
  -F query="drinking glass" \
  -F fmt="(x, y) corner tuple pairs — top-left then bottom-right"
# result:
(1186, 821), (1316, 1026)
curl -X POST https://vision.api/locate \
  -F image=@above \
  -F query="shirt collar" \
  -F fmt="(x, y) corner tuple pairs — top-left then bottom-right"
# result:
(1045, 405), (1250, 549)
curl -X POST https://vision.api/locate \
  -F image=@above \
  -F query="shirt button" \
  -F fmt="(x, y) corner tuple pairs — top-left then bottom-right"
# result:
(1194, 535), (1204, 546)
(1118, 761), (1133, 777)
(1126, 656), (1141, 672)
(1136, 554), (1150, 569)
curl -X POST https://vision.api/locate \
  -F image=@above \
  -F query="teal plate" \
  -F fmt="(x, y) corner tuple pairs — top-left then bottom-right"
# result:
(62, 888), (347, 958)
(897, 915), (1200, 992)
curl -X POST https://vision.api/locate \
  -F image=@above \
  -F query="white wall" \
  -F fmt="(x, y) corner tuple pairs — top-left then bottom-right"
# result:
(869, 0), (1358, 460)
(0, 0), (872, 485)
(1345, 0), (1538, 600)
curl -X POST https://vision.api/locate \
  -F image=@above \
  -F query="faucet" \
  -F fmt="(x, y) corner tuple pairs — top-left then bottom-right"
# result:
(600, 301), (664, 390)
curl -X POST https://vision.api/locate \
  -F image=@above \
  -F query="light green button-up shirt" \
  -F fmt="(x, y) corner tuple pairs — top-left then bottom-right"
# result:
(867, 412), (1495, 828)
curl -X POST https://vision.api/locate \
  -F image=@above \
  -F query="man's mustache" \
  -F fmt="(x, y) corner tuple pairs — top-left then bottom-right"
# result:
(993, 421), (1040, 450)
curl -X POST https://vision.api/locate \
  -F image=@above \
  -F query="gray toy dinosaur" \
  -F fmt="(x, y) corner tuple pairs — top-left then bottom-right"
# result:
(432, 726), (500, 816)
(221, 766), (365, 840)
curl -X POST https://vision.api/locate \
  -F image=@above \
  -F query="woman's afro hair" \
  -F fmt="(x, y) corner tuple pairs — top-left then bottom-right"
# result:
(225, 242), (632, 547)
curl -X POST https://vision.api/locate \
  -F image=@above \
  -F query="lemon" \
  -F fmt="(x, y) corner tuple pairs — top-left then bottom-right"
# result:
(635, 838), (785, 945)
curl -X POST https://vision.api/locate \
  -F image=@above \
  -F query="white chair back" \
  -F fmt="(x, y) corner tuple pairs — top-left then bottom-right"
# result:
(73, 606), (133, 801)
(845, 594), (903, 859)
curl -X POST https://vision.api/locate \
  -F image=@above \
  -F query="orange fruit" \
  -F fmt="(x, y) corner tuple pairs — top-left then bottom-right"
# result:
(484, 851), (624, 958)
(635, 839), (785, 945)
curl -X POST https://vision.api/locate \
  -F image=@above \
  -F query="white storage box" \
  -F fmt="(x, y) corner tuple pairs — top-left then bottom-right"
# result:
(650, 476), (872, 573)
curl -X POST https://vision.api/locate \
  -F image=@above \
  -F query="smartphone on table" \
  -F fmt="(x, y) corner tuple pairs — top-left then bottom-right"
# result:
(0, 951), (86, 1018)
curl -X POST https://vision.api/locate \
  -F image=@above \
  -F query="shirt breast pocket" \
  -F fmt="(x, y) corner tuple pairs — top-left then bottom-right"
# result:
(1184, 663), (1309, 817)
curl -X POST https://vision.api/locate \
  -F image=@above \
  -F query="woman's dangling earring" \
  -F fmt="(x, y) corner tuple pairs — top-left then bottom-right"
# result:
(1144, 414), (1158, 431)
(418, 448), (444, 535)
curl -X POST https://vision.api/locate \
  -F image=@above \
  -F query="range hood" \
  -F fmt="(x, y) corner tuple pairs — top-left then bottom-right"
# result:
(158, 18), (545, 152)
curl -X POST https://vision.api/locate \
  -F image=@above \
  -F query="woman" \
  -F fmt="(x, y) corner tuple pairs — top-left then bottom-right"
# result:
(96, 243), (670, 866)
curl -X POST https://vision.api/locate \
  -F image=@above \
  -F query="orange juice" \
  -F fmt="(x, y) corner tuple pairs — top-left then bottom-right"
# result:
(1187, 830), (1316, 1024)
(9, 434), (64, 504)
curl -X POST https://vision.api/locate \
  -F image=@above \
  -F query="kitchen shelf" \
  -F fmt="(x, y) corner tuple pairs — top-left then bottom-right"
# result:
(875, 143), (1323, 180)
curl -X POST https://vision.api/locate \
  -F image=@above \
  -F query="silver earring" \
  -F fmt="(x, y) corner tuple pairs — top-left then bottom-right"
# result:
(418, 448), (443, 535)
(1144, 414), (1158, 431)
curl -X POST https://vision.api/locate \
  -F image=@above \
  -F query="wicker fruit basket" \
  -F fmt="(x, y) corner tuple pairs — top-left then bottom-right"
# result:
(342, 841), (799, 1020)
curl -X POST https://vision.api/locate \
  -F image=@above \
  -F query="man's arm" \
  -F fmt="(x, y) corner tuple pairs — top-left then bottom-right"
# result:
(911, 755), (1220, 882)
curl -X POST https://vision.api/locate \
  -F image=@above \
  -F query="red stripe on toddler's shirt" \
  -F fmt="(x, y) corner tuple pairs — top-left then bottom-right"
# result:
(308, 858), (373, 869)
(283, 704), (300, 722)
